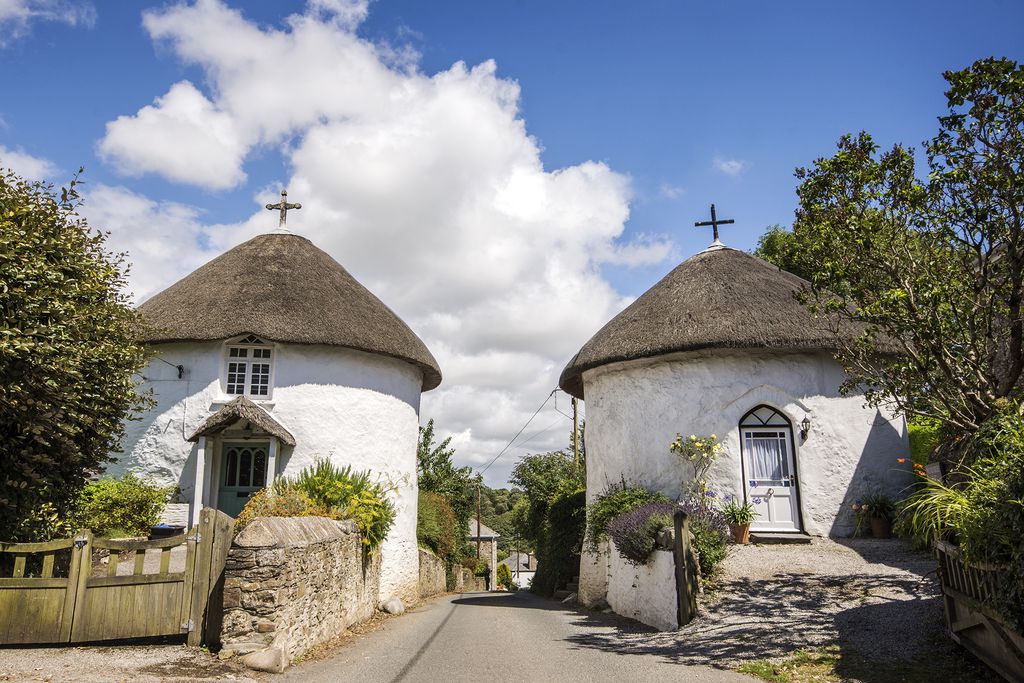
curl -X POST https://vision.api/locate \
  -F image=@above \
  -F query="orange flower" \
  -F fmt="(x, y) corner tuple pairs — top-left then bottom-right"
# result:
(897, 458), (906, 463)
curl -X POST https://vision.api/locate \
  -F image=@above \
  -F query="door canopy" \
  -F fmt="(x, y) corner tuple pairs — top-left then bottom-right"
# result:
(186, 396), (295, 446)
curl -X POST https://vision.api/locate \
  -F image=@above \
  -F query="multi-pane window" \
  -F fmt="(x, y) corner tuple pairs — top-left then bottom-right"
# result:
(225, 336), (273, 397)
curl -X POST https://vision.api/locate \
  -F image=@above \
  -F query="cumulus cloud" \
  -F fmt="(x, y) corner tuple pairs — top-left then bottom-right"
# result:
(0, 0), (94, 47)
(712, 155), (750, 176)
(96, 0), (671, 483)
(0, 144), (59, 179)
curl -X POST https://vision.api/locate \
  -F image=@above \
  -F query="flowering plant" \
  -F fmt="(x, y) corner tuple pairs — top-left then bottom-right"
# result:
(669, 433), (722, 507)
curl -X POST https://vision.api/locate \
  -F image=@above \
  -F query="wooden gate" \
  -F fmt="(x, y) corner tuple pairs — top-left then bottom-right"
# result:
(0, 508), (233, 646)
(936, 540), (1024, 682)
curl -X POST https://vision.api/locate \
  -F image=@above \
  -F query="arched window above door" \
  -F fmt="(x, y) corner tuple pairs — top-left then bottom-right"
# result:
(740, 405), (791, 427)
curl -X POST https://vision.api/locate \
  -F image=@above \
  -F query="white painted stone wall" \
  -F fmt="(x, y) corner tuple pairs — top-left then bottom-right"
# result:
(113, 340), (424, 604)
(605, 543), (678, 631)
(578, 348), (912, 607)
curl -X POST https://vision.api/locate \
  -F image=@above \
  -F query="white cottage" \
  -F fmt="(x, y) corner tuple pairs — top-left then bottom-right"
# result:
(114, 226), (441, 603)
(559, 241), (912, 608)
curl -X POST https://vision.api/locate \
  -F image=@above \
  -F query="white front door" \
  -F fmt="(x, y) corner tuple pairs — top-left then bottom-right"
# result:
(742, 427), (801, 532)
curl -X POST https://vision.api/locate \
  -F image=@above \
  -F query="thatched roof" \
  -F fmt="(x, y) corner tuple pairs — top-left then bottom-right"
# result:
(559, 246), (881, 399)
(138, 233), (441, 391)
(187, 396), (296, 445)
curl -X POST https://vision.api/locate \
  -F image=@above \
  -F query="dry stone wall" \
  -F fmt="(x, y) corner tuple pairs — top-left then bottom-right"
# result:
(220, 516), (380, 672)
(418, 549), (446, 597)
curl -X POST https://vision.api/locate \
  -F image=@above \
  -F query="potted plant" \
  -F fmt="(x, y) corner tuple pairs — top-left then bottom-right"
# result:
(858, 492), (896, 539)
(721, 497), (756, 545)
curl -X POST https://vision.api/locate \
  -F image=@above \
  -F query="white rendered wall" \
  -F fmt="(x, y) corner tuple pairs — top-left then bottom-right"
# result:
(115, 341), (425, 604)
(577, 349), (911, 607)
(605, 544), (678, 631)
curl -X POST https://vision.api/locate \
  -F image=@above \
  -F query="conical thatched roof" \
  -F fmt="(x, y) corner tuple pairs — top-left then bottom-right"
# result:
(139, 233), (441, 391)
(559, 246), (880, 399)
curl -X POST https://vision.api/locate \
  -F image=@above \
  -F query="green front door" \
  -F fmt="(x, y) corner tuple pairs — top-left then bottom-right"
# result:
(217, 442), (269, 517)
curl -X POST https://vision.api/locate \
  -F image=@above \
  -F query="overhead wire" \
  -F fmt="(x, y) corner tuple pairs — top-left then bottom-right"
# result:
(478, 388), (565, 476)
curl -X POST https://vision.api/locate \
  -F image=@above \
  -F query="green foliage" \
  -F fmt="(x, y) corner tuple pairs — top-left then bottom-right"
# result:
(510, 449), (586, 597)
(417, 490), (458, 563)
(785, 58), (1024, 436)
(417, 419), (478, 555)
(721, 498), (756, 525)
(690, 516), (729, 578)
(0, 170), (151, 541)
(897, 409), (1024, 627)
(277, 458), (396, 555)
(496, 562), (513, 589)
(908, 418), (942, 466)
(236, 485), (338, 531)
(752, 224), (814, 281)
(75, 473), (174, 538)
(586, 481), (668, 551)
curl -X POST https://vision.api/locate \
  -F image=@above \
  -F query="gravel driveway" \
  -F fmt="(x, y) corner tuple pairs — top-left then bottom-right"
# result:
(565, 537), (993, 681)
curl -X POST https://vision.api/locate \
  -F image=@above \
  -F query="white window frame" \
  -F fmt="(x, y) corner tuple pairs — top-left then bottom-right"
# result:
(222, 335), (276, 400)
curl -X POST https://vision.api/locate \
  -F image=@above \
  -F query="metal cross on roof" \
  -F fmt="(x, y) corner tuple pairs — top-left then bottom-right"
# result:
(694, 203), (734, 246)
(266, 190), (301, 231)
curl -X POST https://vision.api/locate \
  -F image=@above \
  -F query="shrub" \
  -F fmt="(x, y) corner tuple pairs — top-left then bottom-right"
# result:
(897, 409), (1024, 628)
(497, 562), (513, 589)
(586, 481), (668, 551)
(908, 418), (942, 466)
(76, 473), (175, 538)
(607, 501), (675, 564)
(274, 458), (397, 554)
(677, 499), (730, 578)
(529, 486), (586, 598)
(418, 491), (458, 562)
(235, 485), (337, 531)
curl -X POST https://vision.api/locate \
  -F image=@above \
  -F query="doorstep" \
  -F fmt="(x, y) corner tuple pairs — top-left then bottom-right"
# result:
(749, 532), (813, 544)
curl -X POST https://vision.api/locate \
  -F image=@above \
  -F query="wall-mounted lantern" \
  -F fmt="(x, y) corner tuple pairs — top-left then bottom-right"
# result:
(800, 416), (812, 441)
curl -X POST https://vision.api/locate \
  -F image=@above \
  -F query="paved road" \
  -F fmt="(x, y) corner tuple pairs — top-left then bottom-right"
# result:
(283, 592), (755, 683)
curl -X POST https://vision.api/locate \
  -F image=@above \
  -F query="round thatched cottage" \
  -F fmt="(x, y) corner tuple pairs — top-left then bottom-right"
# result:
(559, 243), (911, 608)
(115, 230), (441, 603)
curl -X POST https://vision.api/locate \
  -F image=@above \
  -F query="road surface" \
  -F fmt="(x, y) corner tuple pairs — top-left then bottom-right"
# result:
(283, 591), (755, 683)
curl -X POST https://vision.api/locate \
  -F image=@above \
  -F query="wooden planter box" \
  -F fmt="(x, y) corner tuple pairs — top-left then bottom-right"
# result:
(935, 540), (1024, 682)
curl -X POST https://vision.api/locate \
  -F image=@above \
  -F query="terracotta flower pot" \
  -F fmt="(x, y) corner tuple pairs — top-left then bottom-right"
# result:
(729, 523), (751, 545)
(870, 517), (892, 539)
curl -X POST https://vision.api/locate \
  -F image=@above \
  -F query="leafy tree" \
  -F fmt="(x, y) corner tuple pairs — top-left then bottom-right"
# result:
(417, 418), (478, 544)
(786, 58), (1024, 438)
(752, 224), (813, 281)
(0, 171), (149, 541)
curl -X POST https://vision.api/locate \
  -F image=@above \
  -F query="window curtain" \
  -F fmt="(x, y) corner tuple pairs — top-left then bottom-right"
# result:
(748, 437), (783, 480)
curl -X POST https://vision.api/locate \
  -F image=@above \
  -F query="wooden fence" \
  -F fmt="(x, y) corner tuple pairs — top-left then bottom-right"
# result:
(935, 540), (1024, 682)
(0, 508), (233, 646)
(672, 507), (698, 628)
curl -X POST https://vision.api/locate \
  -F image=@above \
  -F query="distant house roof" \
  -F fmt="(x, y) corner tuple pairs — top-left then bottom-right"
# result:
(498, 551), (537, 572)
(467, 520), (500, 539)
(186, 396), (296, 446)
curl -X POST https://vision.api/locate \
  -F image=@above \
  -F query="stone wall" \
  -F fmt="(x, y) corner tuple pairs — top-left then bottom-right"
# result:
(418, 548), (446, 597)
(220, 516), (380, 672)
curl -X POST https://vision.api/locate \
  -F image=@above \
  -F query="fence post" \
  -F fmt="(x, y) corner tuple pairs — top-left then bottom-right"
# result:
(65, 530), (93, 642)
(202, 510), (235, 647)
(673, 507), (698, 627)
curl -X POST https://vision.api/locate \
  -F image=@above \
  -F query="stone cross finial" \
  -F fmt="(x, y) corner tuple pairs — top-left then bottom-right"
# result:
(265, 190), (301, 231)
(694, 203), (735, 247)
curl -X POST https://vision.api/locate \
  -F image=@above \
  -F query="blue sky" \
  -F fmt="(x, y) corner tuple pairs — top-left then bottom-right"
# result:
(2, 0), (1022, 484)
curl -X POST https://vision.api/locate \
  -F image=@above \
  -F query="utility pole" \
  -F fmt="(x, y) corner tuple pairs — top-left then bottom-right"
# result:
(572, 396), (580, 466)
(476, 483), (482, 558)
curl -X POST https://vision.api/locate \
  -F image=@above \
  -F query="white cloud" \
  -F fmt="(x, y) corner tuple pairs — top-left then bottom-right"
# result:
(712, 155), (750, 176)
(658, 182), (684, 200)
(95, 0), (671, 484)
(0, 144), (59, 179)
(0, 0), (94, 47)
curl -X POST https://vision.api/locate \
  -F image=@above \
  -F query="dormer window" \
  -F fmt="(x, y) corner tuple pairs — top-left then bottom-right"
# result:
(225, 335), (274, 397)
